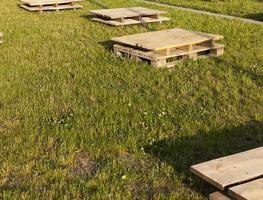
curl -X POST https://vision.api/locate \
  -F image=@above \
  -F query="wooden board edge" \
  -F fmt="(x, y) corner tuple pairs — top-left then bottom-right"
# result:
(228, 189), (245, 200)
(209, 192), (232, 200)
(227, 178), (263, 200)
(89, 7), (167, 20)
(92, 16), (169, 27)
(21, 0), (82, 6)
(20, 4), (83, 11)
(190, 166), (225, 190)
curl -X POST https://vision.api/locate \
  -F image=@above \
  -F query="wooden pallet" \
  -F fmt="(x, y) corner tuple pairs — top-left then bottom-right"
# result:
(90, 7), (170, 26)
(20, 0), (83, 12)
(190, 147), (263, 200)
(0, 32), (3, 44)
(112, 28), (224, 68)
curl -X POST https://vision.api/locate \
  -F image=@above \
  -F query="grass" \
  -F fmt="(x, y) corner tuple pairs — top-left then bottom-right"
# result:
(148, 0), (263, 20)
(0, 0), (263, 199)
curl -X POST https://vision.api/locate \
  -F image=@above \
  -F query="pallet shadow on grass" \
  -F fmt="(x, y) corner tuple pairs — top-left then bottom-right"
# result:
(99, 40), (114, 51)
(144, 120), (263, 195)
(244, 13), (263, 22)
(87, 0), (109, 9)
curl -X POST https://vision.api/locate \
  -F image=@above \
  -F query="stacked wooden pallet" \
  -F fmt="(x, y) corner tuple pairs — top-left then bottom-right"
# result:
(191, 147), (263, 200)
(112, 28), (224, 68)
(90, 7), (170, 26)
(0, 32), (3, 44)
(20, 0), (83, 12)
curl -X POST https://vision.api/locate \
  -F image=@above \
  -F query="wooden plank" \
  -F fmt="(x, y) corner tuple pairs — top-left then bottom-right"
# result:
(114, 43), (224, 60)
(190, 147), (263, 190)
(21, 0), (81, 6)
(92, 16), (169, 26)
(113, 43), (224, 68)
(209, 192), (232, 200)
(112, 29), (223, 51)
(156, 44), (224, 59)
(90, 7), (166, 19)
(228, 178), (263, 200)
(20, 4), (82, 11)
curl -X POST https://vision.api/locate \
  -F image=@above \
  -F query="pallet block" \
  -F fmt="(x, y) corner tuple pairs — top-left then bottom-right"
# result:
(112, 28), (224, 68)
(90, 7), (170, 26)
(20, 0), (83, 12)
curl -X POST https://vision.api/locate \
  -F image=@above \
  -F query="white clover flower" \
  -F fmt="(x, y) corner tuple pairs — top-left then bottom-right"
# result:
(121, 175), (127, 180)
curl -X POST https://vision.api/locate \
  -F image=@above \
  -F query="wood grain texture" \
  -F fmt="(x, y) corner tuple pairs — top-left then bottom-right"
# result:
(112, 29), (223, 51)
(20, 4), (82, 11)
(21, 0), (81, 6)
(228, 178), (263, 200)
(91, 16), (169, 26)
(90, 7), (166, 19)
(209, 192), (232, 200)
(190, 147), (263, 190)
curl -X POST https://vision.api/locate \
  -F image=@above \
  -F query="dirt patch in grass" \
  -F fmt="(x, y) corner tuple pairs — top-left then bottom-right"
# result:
(1, 170), (32, 191)
(69, 151), (100, 178)
(126, 180), (153, 200)
(118, 151), (158, 173)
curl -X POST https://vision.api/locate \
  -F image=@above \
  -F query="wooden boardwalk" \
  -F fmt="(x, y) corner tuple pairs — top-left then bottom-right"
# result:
(190, 147), (263, 200)
(112, 28), (224, 67)
(90, 7), (170, 26)
(20, 0), (83, 12)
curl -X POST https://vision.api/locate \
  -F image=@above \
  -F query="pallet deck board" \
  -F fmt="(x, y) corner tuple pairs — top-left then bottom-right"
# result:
(20, 0), (82, 12)
(112, 28), (223, 51)
(90, 7), (170, 26)
(92, 16), (169, 26)
(114, 43), (224, 60)
(228, 178), (263, 200)
(90, 7), (166, 19)
(190, 147), (263, 190)
(209, 192), (233, 200)
(20, 4), (82, 12)
(21, 0), (81, 6)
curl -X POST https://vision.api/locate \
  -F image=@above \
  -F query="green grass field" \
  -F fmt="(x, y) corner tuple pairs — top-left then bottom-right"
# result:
(149, 0), (263, 20)
(0, 0), (263, 199)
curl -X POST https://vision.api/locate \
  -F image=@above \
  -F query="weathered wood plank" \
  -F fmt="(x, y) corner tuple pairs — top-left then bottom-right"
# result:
(92, 16), (169, 26)
(190, 147), (263, 190)
(90, 7), (166, 19)
(113, 43), (223, 68)
(228, 178), (263, 200)
(21, 0), (81, 6)
(20, 4), (82, 12)
(112, 29), (223, 51)
(209, 192), (233, 200)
